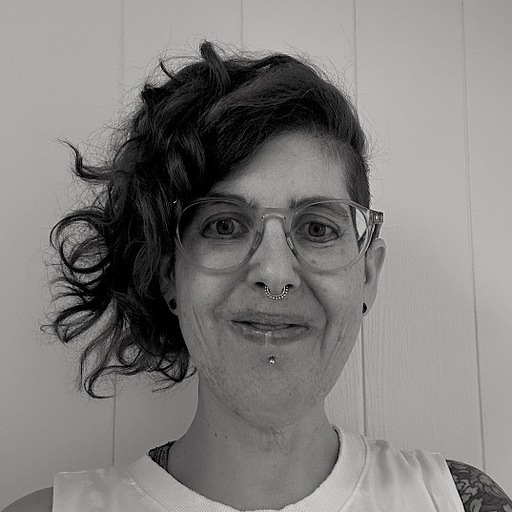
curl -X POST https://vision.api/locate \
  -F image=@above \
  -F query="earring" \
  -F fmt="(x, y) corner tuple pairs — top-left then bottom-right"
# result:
(169, 298), (177, 310)
(362, 303), (367, 313)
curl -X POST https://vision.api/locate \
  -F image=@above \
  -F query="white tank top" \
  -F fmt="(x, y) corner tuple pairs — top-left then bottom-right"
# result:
(53, 425), (464, 511)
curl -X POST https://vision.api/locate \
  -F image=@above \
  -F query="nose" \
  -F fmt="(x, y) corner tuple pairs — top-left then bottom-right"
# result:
(246, 216), (301, 296)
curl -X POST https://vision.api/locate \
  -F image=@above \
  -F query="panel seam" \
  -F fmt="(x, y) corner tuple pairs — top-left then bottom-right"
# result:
(113, 0), (125, 468)
(460, 0), (486, 472)
(353, 0), (359, 107)
(240, 0), (244, 49)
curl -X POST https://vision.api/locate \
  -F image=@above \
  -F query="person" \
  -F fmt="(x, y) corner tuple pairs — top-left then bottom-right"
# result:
(4, 41), (511, 512)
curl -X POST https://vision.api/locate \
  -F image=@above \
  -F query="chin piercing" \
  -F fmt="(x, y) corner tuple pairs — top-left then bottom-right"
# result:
(264, 285), (289, 300)
(268, 356), (276, 365)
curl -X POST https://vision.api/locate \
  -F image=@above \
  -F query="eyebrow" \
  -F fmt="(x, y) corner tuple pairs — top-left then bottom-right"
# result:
(205, 192), (344, 209)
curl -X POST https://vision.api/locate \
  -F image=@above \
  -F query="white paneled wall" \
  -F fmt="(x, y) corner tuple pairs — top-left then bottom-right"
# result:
(1, 1), (510, 508)
(0, 2), (120, 508)
(463, 0), (512, 489)
(359, 0), (480, 458)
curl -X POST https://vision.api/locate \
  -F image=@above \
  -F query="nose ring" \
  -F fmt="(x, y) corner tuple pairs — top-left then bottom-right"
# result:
(264, 285), (289, 300)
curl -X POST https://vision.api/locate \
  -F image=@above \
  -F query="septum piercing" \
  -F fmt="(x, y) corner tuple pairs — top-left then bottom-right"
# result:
(264, 285), (289, 300)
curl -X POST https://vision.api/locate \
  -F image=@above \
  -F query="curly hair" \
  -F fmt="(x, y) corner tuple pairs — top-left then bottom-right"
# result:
(45, 41), (372, 399)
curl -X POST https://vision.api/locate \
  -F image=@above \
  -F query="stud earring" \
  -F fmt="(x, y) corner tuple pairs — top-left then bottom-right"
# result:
(169, 298), (177, 310)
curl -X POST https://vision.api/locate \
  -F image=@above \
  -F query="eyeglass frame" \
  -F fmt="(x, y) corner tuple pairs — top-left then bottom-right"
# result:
(173, 196), (384, 274)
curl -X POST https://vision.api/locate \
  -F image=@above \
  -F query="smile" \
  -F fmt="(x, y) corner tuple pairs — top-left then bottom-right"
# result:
(231, 321), (309, 345)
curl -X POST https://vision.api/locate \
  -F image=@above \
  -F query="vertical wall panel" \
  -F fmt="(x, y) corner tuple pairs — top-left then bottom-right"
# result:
(0, 1), (120, 508)
(358, 0), (482, 466)
(464, 0), (512, 495)
(122, 0), (243, 107)
(243, 0), (363, 434)
(115, 0), (241, 466)
(243, 0), (355, 94)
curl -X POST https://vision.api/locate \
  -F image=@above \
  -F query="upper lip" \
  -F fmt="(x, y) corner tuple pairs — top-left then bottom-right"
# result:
(231, 311), (310, 327)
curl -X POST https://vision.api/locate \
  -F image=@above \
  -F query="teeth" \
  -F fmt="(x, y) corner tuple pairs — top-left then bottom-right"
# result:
(247, 322), (292, 330)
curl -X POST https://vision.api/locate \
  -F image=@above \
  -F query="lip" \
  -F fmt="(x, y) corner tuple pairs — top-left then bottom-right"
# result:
(231, 311), (311, 327)
(230, 320), (310, 345)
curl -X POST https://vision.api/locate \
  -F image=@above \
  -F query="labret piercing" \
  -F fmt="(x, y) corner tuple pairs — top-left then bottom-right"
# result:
(265, 331), (276, 365)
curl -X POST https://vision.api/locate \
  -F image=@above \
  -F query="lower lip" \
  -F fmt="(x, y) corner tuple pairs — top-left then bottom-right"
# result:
(231, 321), (309, 345)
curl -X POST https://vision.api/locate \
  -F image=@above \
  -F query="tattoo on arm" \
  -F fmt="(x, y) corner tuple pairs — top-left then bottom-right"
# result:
(446, 459), (512, 512)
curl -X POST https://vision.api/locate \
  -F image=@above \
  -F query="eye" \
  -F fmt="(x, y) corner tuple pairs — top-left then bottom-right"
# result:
(294, 212), (343, 242)
(300, 221), (339, 241)
(307, 222), (329, 238)
(202, 216), (249, 238)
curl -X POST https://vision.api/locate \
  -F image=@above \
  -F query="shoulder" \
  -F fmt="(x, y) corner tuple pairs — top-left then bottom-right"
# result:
(2, 487), (53, 512)
(446, 459), (512, 511)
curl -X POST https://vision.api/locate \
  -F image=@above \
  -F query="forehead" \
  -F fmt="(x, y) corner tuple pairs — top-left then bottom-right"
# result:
(210, 132), (350, 206)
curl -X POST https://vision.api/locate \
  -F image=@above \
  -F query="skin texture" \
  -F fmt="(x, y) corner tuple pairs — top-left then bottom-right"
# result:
(160, 131), (387, 510)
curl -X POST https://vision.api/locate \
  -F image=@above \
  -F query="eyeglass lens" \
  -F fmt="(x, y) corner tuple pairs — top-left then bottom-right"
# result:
(178, 200), (369, 271)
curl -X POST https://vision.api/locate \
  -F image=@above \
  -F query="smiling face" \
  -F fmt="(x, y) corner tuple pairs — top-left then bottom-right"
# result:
(162, 131), (385, 429)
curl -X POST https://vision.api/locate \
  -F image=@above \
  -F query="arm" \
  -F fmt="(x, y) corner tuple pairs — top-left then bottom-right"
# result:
(446, 459), (512, 512)
(2, 488), (53, 512)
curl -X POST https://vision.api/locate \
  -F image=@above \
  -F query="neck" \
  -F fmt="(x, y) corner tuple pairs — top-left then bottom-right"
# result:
(167, 379), (340, 510)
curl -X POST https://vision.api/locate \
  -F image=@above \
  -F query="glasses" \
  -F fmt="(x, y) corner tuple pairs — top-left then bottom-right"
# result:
(176, 197), (383, 273)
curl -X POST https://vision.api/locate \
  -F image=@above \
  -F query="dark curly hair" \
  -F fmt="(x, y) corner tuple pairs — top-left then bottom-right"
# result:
(44, 41), (372, 399)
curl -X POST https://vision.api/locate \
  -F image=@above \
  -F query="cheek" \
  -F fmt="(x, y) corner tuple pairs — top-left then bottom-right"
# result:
(318, 267), (364, 364)
(174, 264), (234, 365)
(322, 266), (364, 327)
(174, 263), (209, 346)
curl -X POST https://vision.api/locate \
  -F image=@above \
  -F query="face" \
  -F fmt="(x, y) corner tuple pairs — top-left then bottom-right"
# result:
(162, 131), (385, 429)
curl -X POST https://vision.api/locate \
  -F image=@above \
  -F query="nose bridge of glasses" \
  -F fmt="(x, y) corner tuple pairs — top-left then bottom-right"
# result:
(253, 208), (295, 253)
(260, 207), (291, 225)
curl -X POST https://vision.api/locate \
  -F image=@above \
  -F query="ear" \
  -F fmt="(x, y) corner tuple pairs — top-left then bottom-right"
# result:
(363, 238), (386, 313)
(159, 255), (177, 313)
